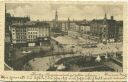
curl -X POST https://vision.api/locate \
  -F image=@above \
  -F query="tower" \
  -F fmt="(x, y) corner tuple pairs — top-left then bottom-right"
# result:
(5, 5), (6, 14)
(55, 10), (58, 21)
(68, 17), (70, 22)
(68, 17), (70, 30)
(54, 10), (59, 32)
(104, 13), (107, 20)
(103, 13), (107, 24)
(102, 13), (108, 43)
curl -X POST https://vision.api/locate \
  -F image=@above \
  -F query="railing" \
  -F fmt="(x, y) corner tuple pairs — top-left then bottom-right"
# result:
(111, 57), (123, 64)
(4, 63), (13, 70)
(79, 65), (104, 71)
(103, 61), (123, 72)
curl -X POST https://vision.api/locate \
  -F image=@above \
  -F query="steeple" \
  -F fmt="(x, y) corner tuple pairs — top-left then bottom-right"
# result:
(5, 5), (6, 13)
(68, 17), (70, 30)
(68, 17), (70, 22)
(55, 10), (58, 21)
(103, 13), (107, 25)
(104, 13), (107, 19)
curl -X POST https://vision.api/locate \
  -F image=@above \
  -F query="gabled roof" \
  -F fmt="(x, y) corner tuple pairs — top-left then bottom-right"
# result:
(10, 16), (30, 22)
(91, 19), (117, 25)
(11, 21), (50, 27)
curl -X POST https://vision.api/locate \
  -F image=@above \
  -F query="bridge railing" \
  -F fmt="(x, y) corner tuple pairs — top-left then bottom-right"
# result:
(4, 63), (13, 70)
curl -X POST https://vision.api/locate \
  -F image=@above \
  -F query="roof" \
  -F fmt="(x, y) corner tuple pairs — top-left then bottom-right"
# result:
(91, 19), (105, 25)
(8, 16), (30, 23)
(51, 35), (96, 45)
(91, 18), (117, 26)
(117, 21), (123, 27)
(11, 21), (50, 27)
(51, 36), (78, 45)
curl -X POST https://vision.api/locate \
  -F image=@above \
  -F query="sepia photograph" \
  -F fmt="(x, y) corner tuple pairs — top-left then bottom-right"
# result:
(4, 3), (123, 72)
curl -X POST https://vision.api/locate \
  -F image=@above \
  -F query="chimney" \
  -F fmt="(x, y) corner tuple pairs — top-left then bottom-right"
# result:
(111, 16), (114, 20)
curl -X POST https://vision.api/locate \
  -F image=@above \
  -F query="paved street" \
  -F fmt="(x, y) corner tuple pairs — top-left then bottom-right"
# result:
(51, 34), (122, 57)
(26, 36), (122, 71)
(28, 57), (51, 71)
(10, 34), (122, 71)
(5, 3), (123, 73)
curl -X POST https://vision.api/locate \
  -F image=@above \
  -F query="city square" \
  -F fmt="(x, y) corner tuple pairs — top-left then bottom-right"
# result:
(5, 3), (123, 72)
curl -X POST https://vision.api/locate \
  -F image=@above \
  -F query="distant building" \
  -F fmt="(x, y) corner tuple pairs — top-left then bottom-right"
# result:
(11, 21), (50, 46)
(52, 10), (62, 36)
(90, 14), (122, 42)
(67, 19), (91, 37)
(117, 21), (123, 42)
(76, 20), (91, 34)
(59, 18), (70, 34)
(79, 25), (90, 34)
(69, 21), (78, 31)
(61, 21), (68, 33)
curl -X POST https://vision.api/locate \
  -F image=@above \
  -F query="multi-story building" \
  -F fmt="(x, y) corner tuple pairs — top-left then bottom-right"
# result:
(90, 14), (122, 42)
(76, 20), (91, 34)
(11, 21), (50, 46)
(69, 22), (77, 31)
(117, 21), (123, 42)
(5, 12), (30, 44)
(61, 22), (68, 33)
(67, 20), (91, 37)
(11, 23), (27, 44)
(59, 18), (70, 34)
(79, 24), (90, 34)
(5, 13), (30, 32)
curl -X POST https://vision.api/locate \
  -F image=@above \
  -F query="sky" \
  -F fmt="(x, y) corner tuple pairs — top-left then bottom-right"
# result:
(6, 3), (123, 21)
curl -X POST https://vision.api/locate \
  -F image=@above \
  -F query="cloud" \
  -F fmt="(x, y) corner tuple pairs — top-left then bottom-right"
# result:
(7, 4), (31, 17)
(6, 3), (123, 20)
(6, 3), (32, 10)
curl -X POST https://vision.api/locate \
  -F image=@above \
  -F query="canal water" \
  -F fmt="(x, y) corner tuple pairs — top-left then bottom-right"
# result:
(48, 56), (115, 72)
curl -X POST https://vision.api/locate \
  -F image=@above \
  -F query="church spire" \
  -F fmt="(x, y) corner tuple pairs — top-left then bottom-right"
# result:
(68, 17), (70, 22)
(104, 13), (107, 19)
(5, 5), (6, 14)
(55, 10), (58, 21)
(68, 17), (70, 30)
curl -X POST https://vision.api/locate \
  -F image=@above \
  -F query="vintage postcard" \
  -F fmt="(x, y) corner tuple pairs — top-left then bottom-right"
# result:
(0, 0), (128, 81)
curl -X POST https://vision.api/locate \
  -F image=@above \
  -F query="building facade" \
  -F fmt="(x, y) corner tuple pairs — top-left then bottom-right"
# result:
(90, 14), (121, 42)
(11, 24), (27, 44)
(5, 12), (30, 44)
(11, 21), (50, 46)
